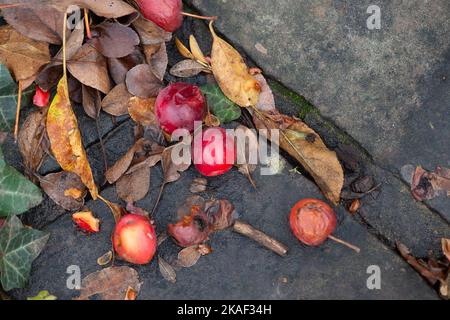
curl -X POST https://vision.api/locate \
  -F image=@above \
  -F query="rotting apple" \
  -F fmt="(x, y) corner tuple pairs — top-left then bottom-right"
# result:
(168, 206), (210, 247)
(136, 0), (183, 32)
(113, 214), (157, 265)
(289, 199), (337, 246)
(155, 83), (206, 134)
(33, 85), (50, 107)
(72, 211), (100, 233)
(192, 127), (236, 177)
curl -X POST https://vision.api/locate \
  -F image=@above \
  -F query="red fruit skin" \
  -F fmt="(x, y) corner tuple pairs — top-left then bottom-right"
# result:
(113, 214), (157, 265)
(155, 83), (206, 134)
(33, 85), (50, 107)
(137, 0), (183, 32)
(289, 199), (337, 246)
(192, 128), (236, 177)
(168, 209), (209, 247)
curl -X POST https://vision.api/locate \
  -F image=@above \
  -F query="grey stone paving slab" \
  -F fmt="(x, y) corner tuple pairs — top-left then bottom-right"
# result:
(188, 0), (450, 173)
(11, 165), (438, 300)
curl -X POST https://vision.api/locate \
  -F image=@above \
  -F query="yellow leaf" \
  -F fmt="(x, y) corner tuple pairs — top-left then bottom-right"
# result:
(209, 22), (260, 107)
(175, 37), (194, 60)
(46, 77), (98, 199)
(189, 35), (208, 65)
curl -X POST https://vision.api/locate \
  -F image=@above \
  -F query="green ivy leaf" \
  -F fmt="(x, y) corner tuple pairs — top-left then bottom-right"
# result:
(0, 64), (34, 131)
(0, 147), (43, 217)
(201, 83), (242, 123)
(0, 216), (49, 291)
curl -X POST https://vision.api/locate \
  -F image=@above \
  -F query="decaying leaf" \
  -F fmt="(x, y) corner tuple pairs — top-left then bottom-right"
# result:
(170, 59), (207, 78)
(177, 245), (201, 268)
(76, 266), (141, 300)
(128, 96), (157, 126)
(82, 85), (101, 119)
(235, 125), (258, 188)
(116, 166), (151, 203)
(46, 77), (98, 199)
(108, 48), (145, 85)
(162, 142), (191, 184)
(132, 17), (172, 45)
(442, 238), (450, 262)
(90, 22), (140, 59)
(410, 166), (450, 201)
(158, 256), (177, 283)
(39, 171), (86, 211)
(0, 25), (50, 82)
(101, 83), (132, 116)
(254, 110), (343, 204)
(254, 74), (276, 112)
(18, 108), (48, 178)
(2, 6), (64, 45)
(97, 251), (113, 266)
(67, 44), (111, 94)
(190, 178), (207, 194)
(143, 43), (168, 81)
(209, 22), (260, 107)
(105, 139), (143, 184)
(126, 64), (162, 98)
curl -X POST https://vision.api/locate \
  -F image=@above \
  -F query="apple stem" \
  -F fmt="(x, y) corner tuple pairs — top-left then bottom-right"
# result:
(232, 220), (288, 256)
(328, 235), (361, 253)
(13, 80), (22, 143)
(181, 11), (218, 21)
(84, 9), (92, 39)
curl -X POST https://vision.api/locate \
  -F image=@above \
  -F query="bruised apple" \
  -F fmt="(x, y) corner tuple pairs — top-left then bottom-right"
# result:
(136, 0), (183, 32)
(168, 206), (209, 247)
(289, 199), (337, 246)
(113, 214), (157, 265)
(72, 211), (100, 233)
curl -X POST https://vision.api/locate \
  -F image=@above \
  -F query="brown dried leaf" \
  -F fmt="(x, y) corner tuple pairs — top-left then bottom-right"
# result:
(18, 108), (47, 178)
(190, 178), (207, 194)
(205, 199), (236, 231)
(76, 266), (140, 300)
(67, 44), (111, 94)
(254, 74), (276, 112)
(105, 139), (143, 184)
(125, 64), (162, 98)
(209, 22), (260, 107)
(162, 143), (191, 184)
(89, 22), (140, 58)
(133, 17), (172, 45)
(411, 166), (450, 201)
(0, 25), (50, 81)
(143, 43), (168, 81)
(101, 83), (132, 116)
(158, 256), (176, 283)
(116, 166), (151, 203)
(82, 85), (101, 119)
(128, 96), (157, 126)
(2, 6), (64, 45)
(39, 171), (87, 211)
(108, 48), (145, 85)
(177, 245), (201, 268)
(46, 77), (98, 199)
(253, 110), (344, 204)
(170, 59), (207, 78)
(97, 251), (113, 266)
(442, 238), (450, 262)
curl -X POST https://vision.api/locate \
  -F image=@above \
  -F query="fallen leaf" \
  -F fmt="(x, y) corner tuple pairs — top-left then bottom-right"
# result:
(411, 166), (450, 201)
(162, 142), (191, 184)
(97, 251), (113, 266)
(349, 199), (361, 214)
(0, 146), (43, 217)
(201, 83), (241, 123)
(116, 166), (151, 203)
(158, 256), (176, 283)
(101, 83), (132, 116)
(170, 59), (207, 78)
(175, 37), (194, 60)
(177, 246), (201, 268)
(128, 96), (157, 126)
(2, 6), (64, 45)
(442, 238), (450, 262)
(76, 266), (141, 300)
(125, 64), (162, 98)
(253, 110), (344, 204)
(0, 25), (50, 82)
(254, 74), (276, 112)
(27, 290), (57, 300)
(133, 17), (172, 45)
(190, 178), (207, 194)
(18, 108), (48, 178)
(189, 35), (208, 65)
(143, 43), (168, 81)
(82, 85), (101, 119)
(0, 216), (49, 291)
(46, 77), (98, 199)
(39, 171), (87, 211)
(204, 198), (236, 231)
(105, 139), (144, 184)
(67, 44), (111, 94)
(89, 22), (140, 58)
(209, 22), (260, 107)
(235, 125), (258, 187)
(108, 48), (145, 85)
(125, 287), (137, 300)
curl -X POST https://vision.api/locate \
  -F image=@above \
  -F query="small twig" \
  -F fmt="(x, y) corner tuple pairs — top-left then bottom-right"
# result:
(328, 235), (360, 253)
(181, 11), (218, 21)
(232, 220), (288, 256)
(95, 118), (108, 172)
(151, 182), (166, 217)
(84, 9), (92, 39)
(13, 80), (22, 142)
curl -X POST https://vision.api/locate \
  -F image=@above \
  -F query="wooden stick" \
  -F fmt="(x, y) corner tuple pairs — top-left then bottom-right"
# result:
(13, 80), (22, 142)
(232, 220), (288, 256)
(328, 235), (361, 253)
(84, 9), (92, 39)
(181, 12), (218, 21)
